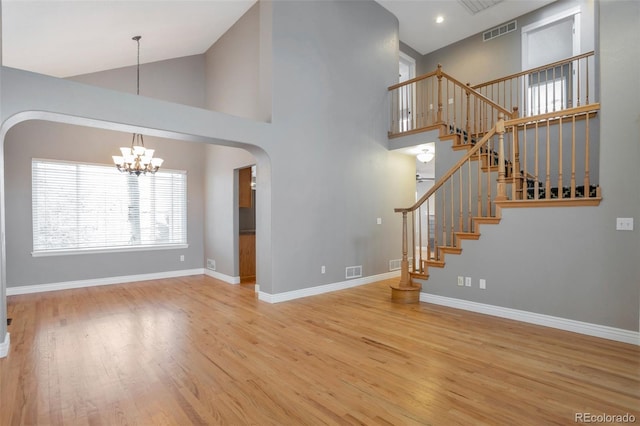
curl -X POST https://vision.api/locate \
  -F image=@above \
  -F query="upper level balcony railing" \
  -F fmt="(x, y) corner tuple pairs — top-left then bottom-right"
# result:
(388, 52), (597, 139)
(471, 51), (596, 118)
(388, 65), (514, 139)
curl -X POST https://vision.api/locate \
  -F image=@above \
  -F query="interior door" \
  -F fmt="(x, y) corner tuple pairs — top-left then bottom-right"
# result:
(522, 7), (580, 116)
(399, 52), (416, 131)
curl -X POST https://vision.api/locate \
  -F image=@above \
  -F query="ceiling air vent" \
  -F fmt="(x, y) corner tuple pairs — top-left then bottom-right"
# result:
(458, 0), (504, 15)
(483, 20), (517, 42)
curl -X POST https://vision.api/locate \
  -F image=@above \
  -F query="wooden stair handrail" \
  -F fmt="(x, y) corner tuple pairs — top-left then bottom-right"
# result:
(439, 70), (513, 119)
(388, 66), (513, 119)
(387, 69), (439, 91)
(503, 103), (600, 128)
(471, 51), (595, 90)
(395, 122), (500, 214)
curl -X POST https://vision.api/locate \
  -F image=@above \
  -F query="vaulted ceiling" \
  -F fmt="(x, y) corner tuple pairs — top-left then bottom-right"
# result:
(2, 0), (555, 78)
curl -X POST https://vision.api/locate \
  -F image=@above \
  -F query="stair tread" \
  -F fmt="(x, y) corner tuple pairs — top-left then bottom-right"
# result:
(410, 272), (429, 280)
(473, 216), (501, 224)
(456, 232), (480, 240)
(426, 260), (445, 268)
(439, 246), (462, 254)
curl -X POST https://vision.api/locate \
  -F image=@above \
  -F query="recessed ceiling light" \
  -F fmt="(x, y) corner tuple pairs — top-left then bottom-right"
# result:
(436, 16), (444, 24)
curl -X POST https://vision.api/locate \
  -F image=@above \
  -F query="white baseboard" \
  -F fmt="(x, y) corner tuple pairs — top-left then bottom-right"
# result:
(421, 293), (640, 346)
(203, 269), (240, 285)
(0, 332), (9, 358)
(258, 271), (400, 303)
(6, 268), (205, 296)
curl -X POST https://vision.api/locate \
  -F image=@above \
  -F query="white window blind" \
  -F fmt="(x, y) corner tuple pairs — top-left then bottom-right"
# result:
(32, 159), (187, 255)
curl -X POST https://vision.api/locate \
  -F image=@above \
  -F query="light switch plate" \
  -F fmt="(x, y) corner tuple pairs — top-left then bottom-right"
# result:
(616, 217), (634, 231)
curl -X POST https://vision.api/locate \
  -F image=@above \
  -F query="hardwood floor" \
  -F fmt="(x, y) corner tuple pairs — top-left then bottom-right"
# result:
(1, 276), (638, 425)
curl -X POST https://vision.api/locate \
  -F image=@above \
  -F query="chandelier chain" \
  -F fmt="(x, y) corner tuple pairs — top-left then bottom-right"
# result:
(133, 35), (141, 96)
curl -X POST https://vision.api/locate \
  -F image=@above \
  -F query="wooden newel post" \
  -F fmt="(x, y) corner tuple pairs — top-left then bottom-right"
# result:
(391, 209), (421, 303)
(495, 112), (508, 202)
(399, 211), (410, 288)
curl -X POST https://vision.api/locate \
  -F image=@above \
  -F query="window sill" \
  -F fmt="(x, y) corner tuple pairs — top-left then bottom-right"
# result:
(32, 244), (189, 257)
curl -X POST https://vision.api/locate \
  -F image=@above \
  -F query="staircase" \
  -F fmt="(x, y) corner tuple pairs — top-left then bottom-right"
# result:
(388, 52), (601, 303)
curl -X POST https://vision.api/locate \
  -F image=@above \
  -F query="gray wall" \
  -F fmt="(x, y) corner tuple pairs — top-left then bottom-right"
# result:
(4, 121), (206, 287)
(70, 54), (207, 109)
(421, 0), (640, 331)
(263, 0), (413, 293)
(205, 1), (264, 121)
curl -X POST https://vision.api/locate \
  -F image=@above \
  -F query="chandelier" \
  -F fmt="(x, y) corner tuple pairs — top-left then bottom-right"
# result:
(112, 36), (163, 176)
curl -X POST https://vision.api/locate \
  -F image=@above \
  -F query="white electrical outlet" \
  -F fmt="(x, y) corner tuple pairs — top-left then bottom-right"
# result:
(376, 217), (382, 225)
(457, 276), (464, 286)
(465, 277), (472, 287)
(206, 259), (216, 270)
(180, 255), (185, 262)
(479, 279), (486, 289)
(321, 265), (326, 274)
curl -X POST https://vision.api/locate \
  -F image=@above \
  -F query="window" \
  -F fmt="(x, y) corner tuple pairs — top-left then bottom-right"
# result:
(32, 159), (187, 255)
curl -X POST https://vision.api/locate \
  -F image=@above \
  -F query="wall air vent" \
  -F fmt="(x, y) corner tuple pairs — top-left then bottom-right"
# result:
(458, 0), (504, 15)
(390, 259), (415, 271)
(345, 265), (363, 280)
(483, 20), (517, 42)
(389, 259), (402, 271)
(206, 258), (216, 270)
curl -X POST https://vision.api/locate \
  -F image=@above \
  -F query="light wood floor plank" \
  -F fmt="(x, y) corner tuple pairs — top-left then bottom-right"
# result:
(1, 275), (638, 425)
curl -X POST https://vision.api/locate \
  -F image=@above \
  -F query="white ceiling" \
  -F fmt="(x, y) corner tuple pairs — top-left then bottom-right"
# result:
(1, 0), (258, 77)
(1, 0), (556, 78)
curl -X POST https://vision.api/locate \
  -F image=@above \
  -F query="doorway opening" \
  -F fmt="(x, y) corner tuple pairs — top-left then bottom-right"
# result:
(238, 165), (256, 284)
(398, 51), (417, 132)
